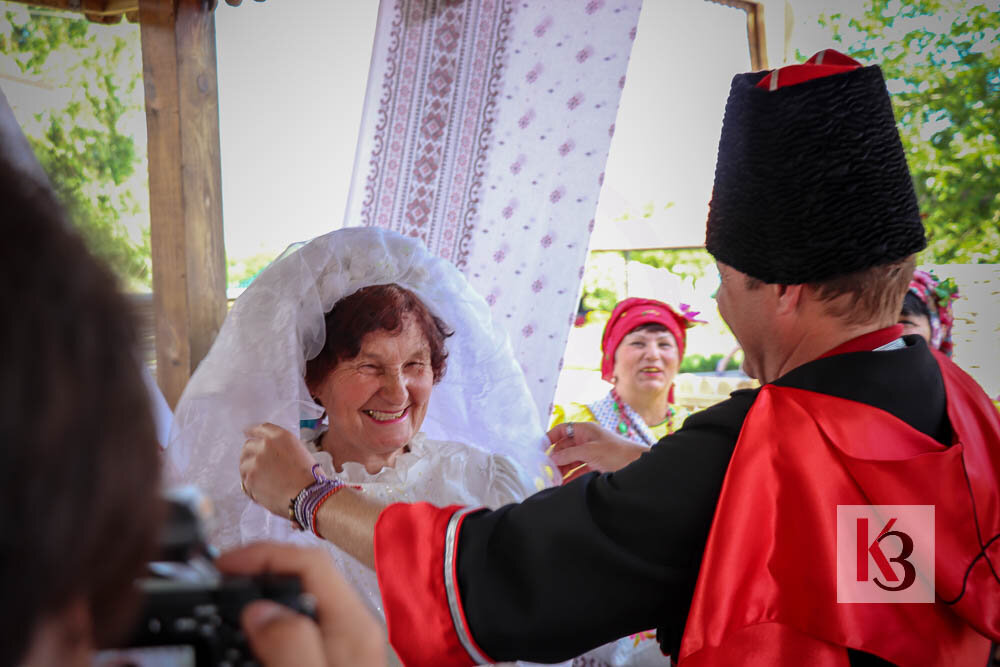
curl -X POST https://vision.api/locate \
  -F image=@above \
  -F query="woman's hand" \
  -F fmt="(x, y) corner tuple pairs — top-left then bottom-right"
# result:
(546, 421), (646, 483)
(217, 542), (386, 667)
(241, 423), (317, 518)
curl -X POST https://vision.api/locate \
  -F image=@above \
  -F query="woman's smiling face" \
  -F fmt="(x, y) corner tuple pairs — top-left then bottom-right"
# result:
(613, 326), (680, 399)
(313, 315), (434, 471)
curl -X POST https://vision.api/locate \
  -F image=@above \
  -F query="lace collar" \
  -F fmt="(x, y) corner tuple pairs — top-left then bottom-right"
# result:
(302, 427), (432, 486)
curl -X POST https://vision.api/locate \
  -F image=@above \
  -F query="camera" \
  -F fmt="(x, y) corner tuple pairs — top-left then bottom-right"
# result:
(95, 489), (315, 667)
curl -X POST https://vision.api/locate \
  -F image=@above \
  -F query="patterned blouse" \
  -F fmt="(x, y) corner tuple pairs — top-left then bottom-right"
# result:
(550, 390), (689, 446)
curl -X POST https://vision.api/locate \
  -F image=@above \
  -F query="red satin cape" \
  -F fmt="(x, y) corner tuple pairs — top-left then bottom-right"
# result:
(678, 350), (1000, 666)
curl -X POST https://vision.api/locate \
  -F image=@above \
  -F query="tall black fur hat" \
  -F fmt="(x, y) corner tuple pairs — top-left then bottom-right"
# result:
(705, 50), (925, 284)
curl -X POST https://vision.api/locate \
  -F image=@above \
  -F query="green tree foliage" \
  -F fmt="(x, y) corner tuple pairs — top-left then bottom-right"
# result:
(580, 245), (715, 315)
(679, 351), (742, 374)
(581, 197), (717, 314)
(227, 251), (277, 289)
(628, 247), (715, 284)
(1, 5), (150, 287)
(579, 251), (625, 313)
(819, 0), (1000, 263)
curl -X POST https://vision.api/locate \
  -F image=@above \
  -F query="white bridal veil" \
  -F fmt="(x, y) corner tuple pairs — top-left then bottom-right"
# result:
(166, 227), (556, 548)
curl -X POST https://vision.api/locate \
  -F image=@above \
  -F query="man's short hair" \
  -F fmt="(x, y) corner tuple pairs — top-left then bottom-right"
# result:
(0, 166), (162, 664)
(808, 255), (916, 325)
(744, 255), (917, 326)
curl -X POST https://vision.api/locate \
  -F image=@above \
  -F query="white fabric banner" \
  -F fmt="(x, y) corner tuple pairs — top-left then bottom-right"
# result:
(345, 0), (642, 418)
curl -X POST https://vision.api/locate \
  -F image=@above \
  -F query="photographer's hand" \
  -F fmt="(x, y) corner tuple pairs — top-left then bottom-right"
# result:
(241, 423), (316, 517)
(217, 542), (386, 667)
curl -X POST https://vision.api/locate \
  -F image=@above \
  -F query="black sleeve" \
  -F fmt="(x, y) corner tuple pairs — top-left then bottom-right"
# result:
(455, 389), (759, 663)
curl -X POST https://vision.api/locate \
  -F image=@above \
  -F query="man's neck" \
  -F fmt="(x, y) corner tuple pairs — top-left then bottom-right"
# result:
(759, 320), (900, 384)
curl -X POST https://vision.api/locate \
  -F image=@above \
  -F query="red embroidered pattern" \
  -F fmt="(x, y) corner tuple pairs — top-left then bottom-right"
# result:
(361, 0), (512, 268)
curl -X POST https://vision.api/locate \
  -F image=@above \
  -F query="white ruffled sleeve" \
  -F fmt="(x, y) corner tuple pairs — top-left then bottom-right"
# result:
(487, 452), (544, 508)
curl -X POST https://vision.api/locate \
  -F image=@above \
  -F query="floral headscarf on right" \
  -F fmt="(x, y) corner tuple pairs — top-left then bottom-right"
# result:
(905, 270), (960, 356)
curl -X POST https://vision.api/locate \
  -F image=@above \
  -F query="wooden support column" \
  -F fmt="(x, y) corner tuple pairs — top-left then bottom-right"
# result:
(139, 0), (226, 408)
(744, 1), (768, 71)
(706, 0), (769, 71)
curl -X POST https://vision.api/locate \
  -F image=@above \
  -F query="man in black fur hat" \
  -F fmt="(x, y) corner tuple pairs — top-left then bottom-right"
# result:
(241, 51), (1000, 666)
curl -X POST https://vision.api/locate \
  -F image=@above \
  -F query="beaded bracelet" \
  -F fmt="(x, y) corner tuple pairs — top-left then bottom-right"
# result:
(288, 465), (322, 530)
(288, 464), (358, 536)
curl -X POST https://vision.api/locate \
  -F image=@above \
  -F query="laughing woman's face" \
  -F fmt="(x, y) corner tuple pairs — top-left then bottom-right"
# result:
(313, 316), (434, 472)
(613, 327), (680, 400)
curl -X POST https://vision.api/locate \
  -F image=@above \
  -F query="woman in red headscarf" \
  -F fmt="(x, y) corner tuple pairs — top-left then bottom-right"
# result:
(552, 297), (702, 450)
(551, 297), (703, 666)
(899, 269), (959, 355)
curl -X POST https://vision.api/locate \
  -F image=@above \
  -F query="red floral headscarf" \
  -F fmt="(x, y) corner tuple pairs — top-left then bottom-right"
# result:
(601, 298), (704, 400)
(907, 270), (959, 356)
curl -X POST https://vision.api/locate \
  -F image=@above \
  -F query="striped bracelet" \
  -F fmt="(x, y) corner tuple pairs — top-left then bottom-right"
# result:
(289, 464), (350, 536)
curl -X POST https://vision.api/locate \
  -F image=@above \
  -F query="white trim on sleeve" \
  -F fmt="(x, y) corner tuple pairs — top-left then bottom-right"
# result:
(444, 506), (492, 665)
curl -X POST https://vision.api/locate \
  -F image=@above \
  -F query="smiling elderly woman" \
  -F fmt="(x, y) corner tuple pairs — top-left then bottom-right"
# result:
(166, 228), (555, 628)
(302, 284), (451, 475)
(552, 298), (703, 456)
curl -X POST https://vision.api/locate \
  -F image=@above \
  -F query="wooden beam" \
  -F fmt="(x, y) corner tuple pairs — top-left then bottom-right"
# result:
(705, 0), (768, 71)
(140, 0), (226, 408)
(744, 2), (768, 71)
(11, 0), (137, 15)
(6, 0), (138, 22)
(4, 0), (247, 24)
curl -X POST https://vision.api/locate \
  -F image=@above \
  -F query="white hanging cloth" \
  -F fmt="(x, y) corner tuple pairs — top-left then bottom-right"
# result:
(345, 0), (643, 418)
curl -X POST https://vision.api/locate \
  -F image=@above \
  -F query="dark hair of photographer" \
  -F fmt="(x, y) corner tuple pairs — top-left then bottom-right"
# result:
(0, 166), (163, 665)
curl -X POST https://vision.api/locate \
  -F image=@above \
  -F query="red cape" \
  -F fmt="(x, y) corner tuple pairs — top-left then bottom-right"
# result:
(679, 350), (1000, 666)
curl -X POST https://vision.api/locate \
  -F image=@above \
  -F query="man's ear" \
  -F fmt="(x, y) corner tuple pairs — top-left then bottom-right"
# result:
(773, 283), (804, 317)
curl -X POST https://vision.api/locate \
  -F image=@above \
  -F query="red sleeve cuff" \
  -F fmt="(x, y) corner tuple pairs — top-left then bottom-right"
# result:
(375, 502), (494, 666)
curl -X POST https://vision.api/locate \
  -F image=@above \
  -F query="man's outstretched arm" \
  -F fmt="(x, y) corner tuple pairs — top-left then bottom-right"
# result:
(241, 393), (752, 665)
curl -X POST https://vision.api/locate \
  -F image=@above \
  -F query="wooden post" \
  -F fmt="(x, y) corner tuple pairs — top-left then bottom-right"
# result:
(139, 0), (226, 408)
(744, 1), (768, 72)
(705, 0), (769, 71)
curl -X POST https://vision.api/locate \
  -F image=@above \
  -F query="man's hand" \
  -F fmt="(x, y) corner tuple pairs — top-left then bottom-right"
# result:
(546, 421), (646, 483)
(217, 542), (386, 667)
(241, 423), (317, 517)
